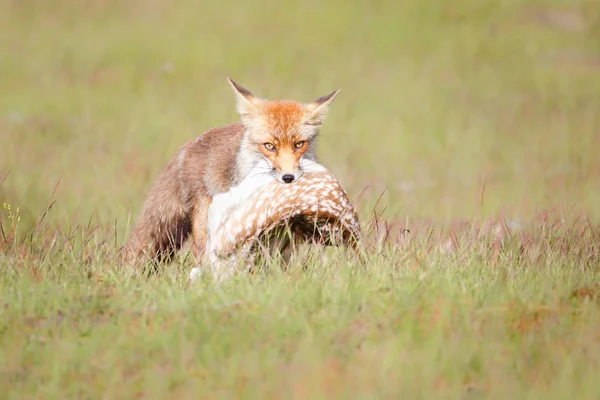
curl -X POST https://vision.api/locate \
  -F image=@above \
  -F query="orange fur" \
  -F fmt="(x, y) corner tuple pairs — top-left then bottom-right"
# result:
(262, 101), (305, 135)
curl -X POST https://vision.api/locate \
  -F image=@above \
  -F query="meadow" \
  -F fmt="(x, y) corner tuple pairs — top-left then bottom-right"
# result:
(1, 0), (600, 398)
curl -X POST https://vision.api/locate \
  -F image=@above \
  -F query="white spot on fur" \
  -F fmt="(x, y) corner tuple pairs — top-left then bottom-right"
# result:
(189, 267), (202, 283)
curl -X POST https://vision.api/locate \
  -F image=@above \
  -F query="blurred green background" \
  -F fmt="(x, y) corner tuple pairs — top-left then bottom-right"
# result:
(2, 0), (599, 241)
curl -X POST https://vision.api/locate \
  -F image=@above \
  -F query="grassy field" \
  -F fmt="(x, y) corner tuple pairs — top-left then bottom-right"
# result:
(2, 0), (600, 398)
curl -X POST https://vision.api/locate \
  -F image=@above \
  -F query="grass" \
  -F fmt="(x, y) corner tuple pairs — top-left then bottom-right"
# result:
(1, 0), (600, 398)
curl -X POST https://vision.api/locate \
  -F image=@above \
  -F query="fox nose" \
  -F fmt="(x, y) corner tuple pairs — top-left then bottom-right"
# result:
(282, 174), (295, 184)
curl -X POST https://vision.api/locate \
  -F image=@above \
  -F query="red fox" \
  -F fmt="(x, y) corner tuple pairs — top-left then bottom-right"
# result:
(122, 78), (340, 268)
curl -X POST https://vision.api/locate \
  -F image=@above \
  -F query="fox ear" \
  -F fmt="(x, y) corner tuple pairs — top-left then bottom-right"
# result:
(305, 89), (340, 125)
(228, 78), (261, 117)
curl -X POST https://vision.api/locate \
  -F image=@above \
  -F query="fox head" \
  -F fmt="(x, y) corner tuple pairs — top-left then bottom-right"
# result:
(228, 78), (339, 184)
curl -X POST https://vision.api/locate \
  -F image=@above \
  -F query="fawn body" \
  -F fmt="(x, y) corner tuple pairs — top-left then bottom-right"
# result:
(189, 158), (362, 283)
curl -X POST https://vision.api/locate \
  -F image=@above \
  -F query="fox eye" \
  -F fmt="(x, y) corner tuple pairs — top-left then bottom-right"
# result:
(294, 141), (305, 149)
(263, 143), (276, 152)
